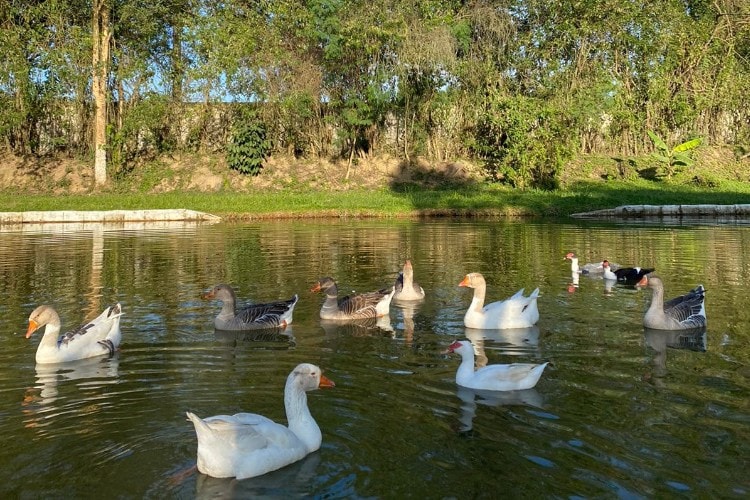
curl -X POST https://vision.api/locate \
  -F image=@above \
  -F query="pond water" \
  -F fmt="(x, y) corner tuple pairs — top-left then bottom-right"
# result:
(0, 218), (748, 498)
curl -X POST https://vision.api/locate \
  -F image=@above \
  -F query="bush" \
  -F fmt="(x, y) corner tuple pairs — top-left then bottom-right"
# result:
(226, 109), (271, 175)
(473, 93), (571, 189)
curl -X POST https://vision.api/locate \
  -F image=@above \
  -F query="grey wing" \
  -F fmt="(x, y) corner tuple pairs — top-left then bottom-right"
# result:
(664, 286), (705, 325)
(339, 290), (388, 318)
(236, 295), (298, 327)
(60, 322), (96, 345)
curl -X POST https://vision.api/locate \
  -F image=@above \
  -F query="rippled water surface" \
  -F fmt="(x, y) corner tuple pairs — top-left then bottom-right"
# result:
(0, 218), (748, 498)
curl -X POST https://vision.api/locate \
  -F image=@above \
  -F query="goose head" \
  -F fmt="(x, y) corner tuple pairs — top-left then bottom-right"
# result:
(458, 273), (485, 289)
(201, 284), (237, 302)
(310, 277), (337, 295)
(636, 273), (659, 289)
(289, 363), (336, 390)
(26, 305), (61, 338)
(444, 339), (472, 356)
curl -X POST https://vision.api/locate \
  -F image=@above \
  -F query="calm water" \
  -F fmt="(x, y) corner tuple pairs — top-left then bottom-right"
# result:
(0, 218), (748, 498)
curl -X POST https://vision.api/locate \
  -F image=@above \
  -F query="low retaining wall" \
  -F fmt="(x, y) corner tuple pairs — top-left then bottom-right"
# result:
(0, 209), (221, 225)
(572, 204), (750, 219)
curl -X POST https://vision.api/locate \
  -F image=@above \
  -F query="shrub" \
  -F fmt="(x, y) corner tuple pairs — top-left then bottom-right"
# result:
(473, 93), (571, 189)
(226, 109), (271, 175)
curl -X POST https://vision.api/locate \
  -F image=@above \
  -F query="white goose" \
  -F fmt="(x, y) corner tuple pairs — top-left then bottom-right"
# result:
(637, 274), (706, 330)
(393, 260), (425, 302)
(458, 273), (540, 329)
(186, 363), (335, 480)
(445, 340), (548, 391)
(565, 252), (618, 275)
(26, 304), (123, 364)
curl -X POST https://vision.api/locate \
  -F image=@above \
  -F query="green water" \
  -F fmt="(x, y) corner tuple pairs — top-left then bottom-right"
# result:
(0, 219), (748, 497)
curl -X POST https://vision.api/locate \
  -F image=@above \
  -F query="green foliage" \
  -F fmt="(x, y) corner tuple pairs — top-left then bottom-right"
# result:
(1, 0), (750, 187)
(474, 94), (572, 189)
(647, 130), (702, 179)
(276, 92), (318, 157)
(226, 109), (271, 176)
(110, 93), (175, 172)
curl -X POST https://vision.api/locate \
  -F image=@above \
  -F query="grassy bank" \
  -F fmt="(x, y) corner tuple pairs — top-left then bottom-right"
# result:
(5, 178), (750, 219)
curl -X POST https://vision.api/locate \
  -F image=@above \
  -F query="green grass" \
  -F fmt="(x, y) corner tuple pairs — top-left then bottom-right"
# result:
(4, 179), (750, 219)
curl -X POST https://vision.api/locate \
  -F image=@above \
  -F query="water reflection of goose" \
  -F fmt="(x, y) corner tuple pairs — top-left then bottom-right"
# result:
(463, 326), (540, 361)
(456, 385), (544, 433)
(568, 271), (580, 293)
(392, 300), (421, 345)
(26, 355), (120, 405)
(644, 327), (707, 380)
(319, 315), (394, 337)
(603, 277), (616, 296)
(194, 452), (321, 499)
(213, 326), (296, 348)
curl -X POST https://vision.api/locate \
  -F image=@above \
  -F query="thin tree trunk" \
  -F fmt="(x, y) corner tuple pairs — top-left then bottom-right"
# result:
(171, 24), (183, 148)
(345, 138), (355, 180)
(92, 0), (111, 185)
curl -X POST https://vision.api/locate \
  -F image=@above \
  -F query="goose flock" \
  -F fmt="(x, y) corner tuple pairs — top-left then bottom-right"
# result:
(23, 256), (706, 480)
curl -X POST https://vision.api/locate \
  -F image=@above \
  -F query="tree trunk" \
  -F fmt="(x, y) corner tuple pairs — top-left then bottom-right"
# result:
(171, 23), (184, 149)
(92, 0), (111, 186)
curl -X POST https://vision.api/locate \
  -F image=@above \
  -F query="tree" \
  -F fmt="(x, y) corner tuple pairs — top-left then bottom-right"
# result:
(92, 0), (112, 185)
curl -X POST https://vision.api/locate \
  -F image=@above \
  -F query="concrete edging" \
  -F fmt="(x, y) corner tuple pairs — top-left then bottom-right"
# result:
(0, 209), (221, 225)
(571, 204), (750, 219)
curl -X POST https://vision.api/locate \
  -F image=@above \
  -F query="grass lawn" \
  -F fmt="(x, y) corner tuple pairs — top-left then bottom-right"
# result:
(3, 179), (750, 219)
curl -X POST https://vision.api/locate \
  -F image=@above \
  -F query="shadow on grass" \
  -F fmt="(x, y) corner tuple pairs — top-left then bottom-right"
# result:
(387, 160), (750, 217)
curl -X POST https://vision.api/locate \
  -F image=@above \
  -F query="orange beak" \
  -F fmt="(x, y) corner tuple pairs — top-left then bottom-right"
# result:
(318, 374), (335, 388)
(458, 275), (470, 287)
(310, 282), (322, 293)
(200, 289), (216, 299)
(25, 320), (39, 339)
(636, 275), (648, 287)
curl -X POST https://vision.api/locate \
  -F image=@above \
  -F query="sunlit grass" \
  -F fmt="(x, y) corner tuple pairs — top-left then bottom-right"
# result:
(4, 180), (750, 218)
